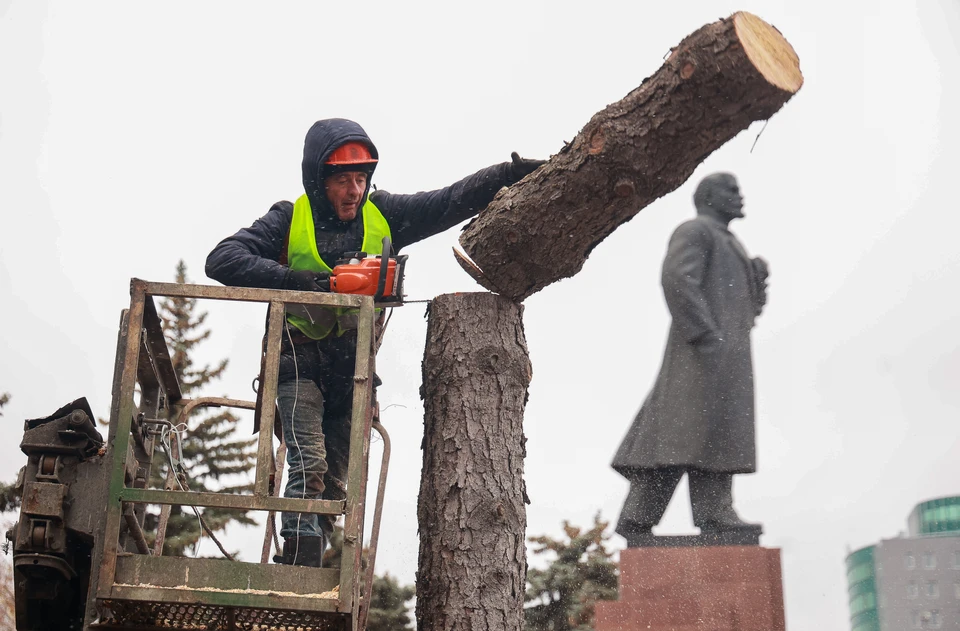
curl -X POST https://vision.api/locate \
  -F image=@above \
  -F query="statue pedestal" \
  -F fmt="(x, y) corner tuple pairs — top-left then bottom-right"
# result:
(595, 545), (785, 631)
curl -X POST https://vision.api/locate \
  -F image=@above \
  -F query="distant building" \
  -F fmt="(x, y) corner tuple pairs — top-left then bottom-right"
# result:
(846, 496), (960, 630)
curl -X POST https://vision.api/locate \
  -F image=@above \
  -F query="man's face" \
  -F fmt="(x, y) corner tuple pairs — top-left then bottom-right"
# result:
(714, 175), (745, 220)
(324, 171), (368, 221)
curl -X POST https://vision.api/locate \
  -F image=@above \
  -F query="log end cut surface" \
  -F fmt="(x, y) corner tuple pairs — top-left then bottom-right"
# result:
(734, 11), (803, 94)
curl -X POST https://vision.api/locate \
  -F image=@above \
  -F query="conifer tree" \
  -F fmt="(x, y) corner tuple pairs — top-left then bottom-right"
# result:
(367, 573), (415, 631)
(0, 481), (16, 514)
(152, 261), (258, 556)
(322, 525), (344, 568)
(525, 514), (619, 631)
(0, 392), (18, 513)
(322, 527), (415, 631)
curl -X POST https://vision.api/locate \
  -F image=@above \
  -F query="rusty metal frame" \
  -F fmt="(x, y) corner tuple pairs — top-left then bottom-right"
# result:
(260, 442), (287, 564)
(357, 420), (391, 631)
(92, 279), (378, 630)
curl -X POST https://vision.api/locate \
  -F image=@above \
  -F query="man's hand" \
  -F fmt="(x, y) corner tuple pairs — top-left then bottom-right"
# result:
(284, 269), (331, 292)
(751, 257), (769, 284)
(510, 152), (546, 179)
(751, 257), (769, 314)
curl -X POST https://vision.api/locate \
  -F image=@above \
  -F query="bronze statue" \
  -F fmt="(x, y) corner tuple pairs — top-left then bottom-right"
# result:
(612, 172), (768, 545)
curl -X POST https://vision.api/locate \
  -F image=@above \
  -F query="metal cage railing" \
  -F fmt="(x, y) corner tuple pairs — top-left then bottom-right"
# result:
(87, 279), (388, 631)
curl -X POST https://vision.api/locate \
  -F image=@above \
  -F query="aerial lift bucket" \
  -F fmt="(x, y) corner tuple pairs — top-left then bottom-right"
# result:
(10, 280), (391, 631)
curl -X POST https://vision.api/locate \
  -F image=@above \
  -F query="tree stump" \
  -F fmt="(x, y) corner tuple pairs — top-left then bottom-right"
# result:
(417, 293), (532, 631)
(457, 11), (803, 302)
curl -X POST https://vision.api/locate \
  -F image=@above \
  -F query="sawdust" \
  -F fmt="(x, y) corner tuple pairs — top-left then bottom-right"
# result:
(114, 582), (340, 599)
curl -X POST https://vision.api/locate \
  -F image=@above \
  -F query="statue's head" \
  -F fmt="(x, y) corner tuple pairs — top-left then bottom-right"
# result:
(693, 172), (744, 221)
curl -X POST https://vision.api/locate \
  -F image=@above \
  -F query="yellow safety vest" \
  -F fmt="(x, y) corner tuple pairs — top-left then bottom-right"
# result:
(286, 193), (391, 339)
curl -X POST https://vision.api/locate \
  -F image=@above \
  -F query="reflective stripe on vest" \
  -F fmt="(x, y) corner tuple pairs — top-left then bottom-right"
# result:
(286, 193), (391, 339)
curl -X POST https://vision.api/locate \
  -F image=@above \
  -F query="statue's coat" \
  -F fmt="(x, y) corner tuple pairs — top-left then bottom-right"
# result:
(613, 215), (763, 474)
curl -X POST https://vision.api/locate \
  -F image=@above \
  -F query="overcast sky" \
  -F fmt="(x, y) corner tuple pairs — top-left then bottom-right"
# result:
(2, 1), (959, 628)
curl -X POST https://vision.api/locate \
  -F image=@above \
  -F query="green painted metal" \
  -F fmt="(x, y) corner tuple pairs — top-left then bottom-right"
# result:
(113, 555), (341, 605)
(97, 281), (148, 601)
(845, 545), (880, 631)
(908, 495), (960, 536)
(108, 584), (341, 614)
(140, 278), (365, 308)
(119, 487), (344, 514)
(337, 295), (376, 627)
(356, 420), (391, 631)
(254, 300), (287, 498)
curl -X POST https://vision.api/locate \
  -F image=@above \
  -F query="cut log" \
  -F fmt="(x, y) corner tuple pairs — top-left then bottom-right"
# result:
(417, 293), (532, 631)
(458, 11), (802, 302)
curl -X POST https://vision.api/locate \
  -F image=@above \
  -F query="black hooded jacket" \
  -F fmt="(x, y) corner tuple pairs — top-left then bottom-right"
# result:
(205, 118), (523, 290)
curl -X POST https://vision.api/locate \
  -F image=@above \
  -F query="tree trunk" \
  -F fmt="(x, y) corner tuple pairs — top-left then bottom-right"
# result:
(457, 11), (803, 302)
(417, 293), (532, 631)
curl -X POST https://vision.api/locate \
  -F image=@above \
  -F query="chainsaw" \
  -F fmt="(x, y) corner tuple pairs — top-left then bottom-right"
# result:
(329, 236), (408, 307)
(285, 236), (408, 329)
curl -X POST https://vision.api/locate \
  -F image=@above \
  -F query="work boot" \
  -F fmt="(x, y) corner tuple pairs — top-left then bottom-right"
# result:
(273, 535), (326, 567)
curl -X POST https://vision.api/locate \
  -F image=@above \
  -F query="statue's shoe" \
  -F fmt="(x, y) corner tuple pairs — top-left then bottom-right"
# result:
(697, 517), (763, 534)
(615, 522), (655, 539)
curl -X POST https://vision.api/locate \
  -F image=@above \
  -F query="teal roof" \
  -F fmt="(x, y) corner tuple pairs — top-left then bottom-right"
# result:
(908, 495), (960, 536)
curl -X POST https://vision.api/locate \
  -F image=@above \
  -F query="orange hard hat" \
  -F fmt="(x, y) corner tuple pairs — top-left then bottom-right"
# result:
(326, 142), (378, 166)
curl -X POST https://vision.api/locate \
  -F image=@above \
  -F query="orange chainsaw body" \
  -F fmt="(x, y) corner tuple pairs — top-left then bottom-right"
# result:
(330, 257), (399, 297)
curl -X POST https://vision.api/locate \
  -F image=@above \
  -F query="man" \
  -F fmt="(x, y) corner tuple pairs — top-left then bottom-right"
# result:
(611, 172), (769, 543)
(206, 118), (542, 566)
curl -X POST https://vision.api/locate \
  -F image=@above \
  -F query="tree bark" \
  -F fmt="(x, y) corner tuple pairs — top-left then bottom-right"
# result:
(417, 293), (532, 631)
(458, 11), (803, 302)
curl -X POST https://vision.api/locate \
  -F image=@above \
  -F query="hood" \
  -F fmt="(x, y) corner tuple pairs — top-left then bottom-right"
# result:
(301, 118), (379, 225)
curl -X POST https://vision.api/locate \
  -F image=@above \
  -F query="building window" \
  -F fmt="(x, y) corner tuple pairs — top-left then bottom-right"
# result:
(849, 592), (877, 616)
(926, 580), (939, 598)
(847, 562), (873, 584)
(923, 553), (937, 570)
(906, 552), (917, 569)
(908, 581), (919, 598)
(915, 609), (943, 629)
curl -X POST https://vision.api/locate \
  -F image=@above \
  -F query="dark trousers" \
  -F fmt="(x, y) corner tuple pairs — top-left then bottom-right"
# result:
(276, 328), (360, 539)
(615, 467), (738, 536)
